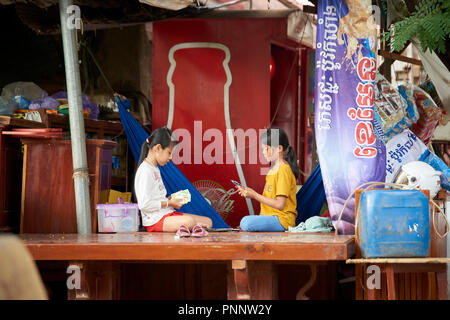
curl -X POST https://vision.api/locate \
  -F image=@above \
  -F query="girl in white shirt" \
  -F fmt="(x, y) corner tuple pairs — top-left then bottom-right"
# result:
(134, 127), (212, 233)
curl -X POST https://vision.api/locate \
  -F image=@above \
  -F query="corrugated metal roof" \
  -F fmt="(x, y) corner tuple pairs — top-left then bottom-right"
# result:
(6, 0), (200, 34)
(2, 0), (315, 34)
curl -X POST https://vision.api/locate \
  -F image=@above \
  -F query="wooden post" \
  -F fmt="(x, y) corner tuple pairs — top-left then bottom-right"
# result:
(230, 260), (250, 300)
(381, 12), (392, 82)
(228, 260), (277, 300)
(436, 269), (448, 300)
(386, 265), (397, 300)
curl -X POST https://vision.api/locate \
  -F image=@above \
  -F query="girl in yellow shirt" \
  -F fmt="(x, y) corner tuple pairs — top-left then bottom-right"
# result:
(237, 127), (299, 231)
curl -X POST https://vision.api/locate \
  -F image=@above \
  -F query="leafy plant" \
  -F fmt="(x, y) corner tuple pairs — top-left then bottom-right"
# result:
(381, 0), (450, 53)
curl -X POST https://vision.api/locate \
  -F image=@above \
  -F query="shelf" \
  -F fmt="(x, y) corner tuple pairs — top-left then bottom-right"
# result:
(45, 114), (124, 138)
(0, 114), (124, 138)
(0, 116), (46, 128)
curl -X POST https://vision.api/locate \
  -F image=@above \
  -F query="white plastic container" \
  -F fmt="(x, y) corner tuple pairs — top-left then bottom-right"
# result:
(96, 199), (139, 233)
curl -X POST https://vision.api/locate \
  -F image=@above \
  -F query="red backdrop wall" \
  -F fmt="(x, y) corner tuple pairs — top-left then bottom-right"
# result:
(152, 17), (300, 227)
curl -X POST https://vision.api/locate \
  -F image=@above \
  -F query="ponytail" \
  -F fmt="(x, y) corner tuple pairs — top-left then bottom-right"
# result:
(137, 142), (151, 167)
(137, 127), (178, 167)
(260, 126), (299, 180)
(285, 145), (300, 180)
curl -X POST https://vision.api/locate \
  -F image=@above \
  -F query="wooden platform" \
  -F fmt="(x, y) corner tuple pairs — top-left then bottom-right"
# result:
(21, 232), (354, 261)
(20, 232), (355, 300)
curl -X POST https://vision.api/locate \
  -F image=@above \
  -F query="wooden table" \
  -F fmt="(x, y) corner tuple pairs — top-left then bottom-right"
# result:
(21, 232), (355, 300)
(347, 258), (450, 300)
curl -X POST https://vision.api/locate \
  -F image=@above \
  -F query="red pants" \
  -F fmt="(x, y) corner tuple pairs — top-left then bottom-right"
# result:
(145, 211), (183, 232)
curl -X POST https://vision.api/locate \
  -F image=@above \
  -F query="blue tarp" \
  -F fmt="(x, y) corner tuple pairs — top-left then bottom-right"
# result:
(116, 96), (229, 228)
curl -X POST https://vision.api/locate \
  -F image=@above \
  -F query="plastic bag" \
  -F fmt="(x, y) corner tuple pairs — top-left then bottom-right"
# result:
(397, 83), (420, 125)
(373, 74), (410, 142)
(29, 93), (60, 110)
(51, 91), (99, 120)
(420, 79), (444, 109)
(409, 86), (442, 145)
(24, 111), (42, 122)
(1, 82), (45, 103)
(385, 129), (428, 183)
(0, 96), (16, 115)
(385, 128), (450, 191)
(13, 96), (31, 109)
(419, 149), (450, 181)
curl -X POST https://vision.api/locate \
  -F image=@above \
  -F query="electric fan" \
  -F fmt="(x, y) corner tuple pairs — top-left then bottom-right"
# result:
(192, 179), (237, 221)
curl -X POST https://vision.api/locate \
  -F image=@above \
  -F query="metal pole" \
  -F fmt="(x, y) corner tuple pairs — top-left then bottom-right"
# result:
(59, 0), (92, 234)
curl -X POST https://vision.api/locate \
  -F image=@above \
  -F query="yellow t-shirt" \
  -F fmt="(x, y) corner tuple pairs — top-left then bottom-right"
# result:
(260, 163), (298, 229)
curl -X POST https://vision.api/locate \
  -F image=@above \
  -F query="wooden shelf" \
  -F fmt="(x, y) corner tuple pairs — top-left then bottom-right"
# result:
(0, 116), (46, 129)
(0, 114), (124, 138)
(45, 114), (123, 138)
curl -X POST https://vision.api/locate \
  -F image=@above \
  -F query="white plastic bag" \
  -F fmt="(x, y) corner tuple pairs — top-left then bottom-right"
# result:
(385, 129), (427, 182)
(0, 96), (15, 115)
(1, 82), (45, 107)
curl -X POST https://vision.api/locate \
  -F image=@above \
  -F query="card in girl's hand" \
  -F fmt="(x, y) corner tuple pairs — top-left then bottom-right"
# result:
(170, 189), (191, 205)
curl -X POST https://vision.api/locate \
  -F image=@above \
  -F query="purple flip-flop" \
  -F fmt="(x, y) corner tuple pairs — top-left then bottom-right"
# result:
(191, 224), (208, 237)
(176, 225), (191, 237)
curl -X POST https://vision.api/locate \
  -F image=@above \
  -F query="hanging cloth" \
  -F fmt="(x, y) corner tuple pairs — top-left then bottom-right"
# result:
(412, 39), (450, 115)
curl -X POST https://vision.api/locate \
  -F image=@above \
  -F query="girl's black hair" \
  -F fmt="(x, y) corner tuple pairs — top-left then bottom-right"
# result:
(137, 127), (178, 166)
(260, 126), (300, 179)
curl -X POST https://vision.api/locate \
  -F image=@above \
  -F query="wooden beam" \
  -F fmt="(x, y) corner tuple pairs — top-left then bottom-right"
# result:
(378, 50), (422, 66)
(347, 258), (450, 264)
(380, 12), (392, 81)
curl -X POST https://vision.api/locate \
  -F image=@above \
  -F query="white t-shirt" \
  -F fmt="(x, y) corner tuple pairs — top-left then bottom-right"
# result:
(134, 161), (175, 226)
